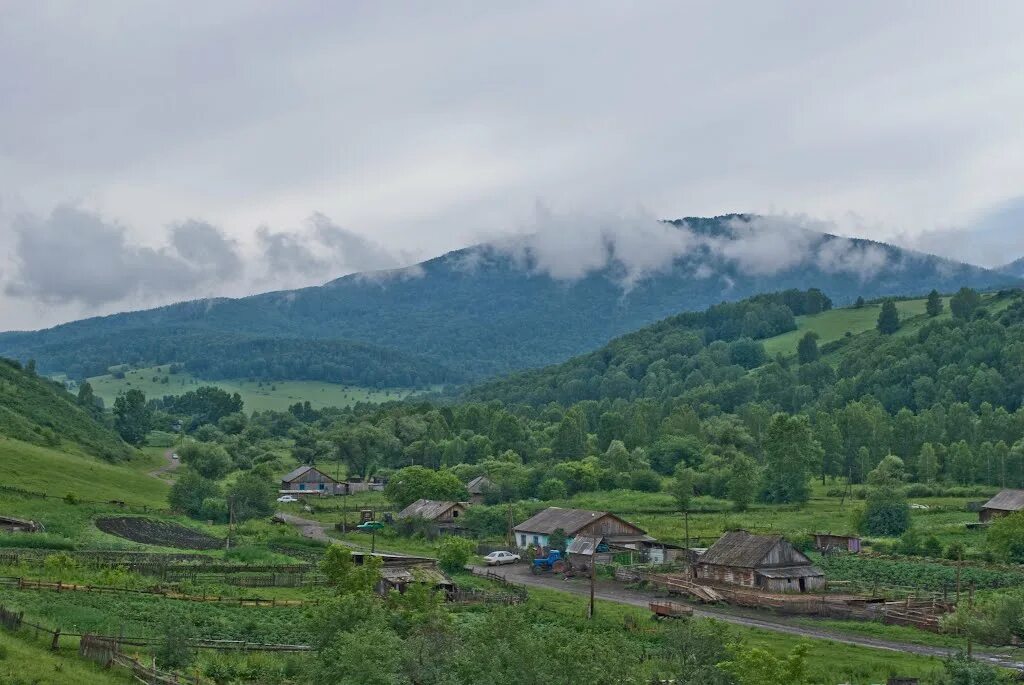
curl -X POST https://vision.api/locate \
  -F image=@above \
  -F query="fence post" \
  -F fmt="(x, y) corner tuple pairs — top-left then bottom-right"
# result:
(51, 627), (61, 651)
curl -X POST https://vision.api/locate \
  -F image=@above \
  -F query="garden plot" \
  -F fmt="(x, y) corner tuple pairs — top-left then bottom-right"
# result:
(95, 517), (222, 550)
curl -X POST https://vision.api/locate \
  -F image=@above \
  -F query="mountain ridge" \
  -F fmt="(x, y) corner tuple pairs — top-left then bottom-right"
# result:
(1, 215), (1018, 384)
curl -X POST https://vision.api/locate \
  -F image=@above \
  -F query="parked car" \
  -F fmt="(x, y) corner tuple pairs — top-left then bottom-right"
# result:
(483, 550), (520, 566)
(276, 495), (298, 503)
(171, 453), (179, 460)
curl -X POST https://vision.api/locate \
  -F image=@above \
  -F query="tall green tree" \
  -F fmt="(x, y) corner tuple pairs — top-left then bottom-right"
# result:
(761, 414), (822, 504)
(728, 454), (760, 511)
(552, 410), (586, 460)
(876, 300), (900, 335)
(113, 389), (150, 446)
(226, 471), (276, 521)
(860, 455), (910, 536)
(796, 332), (820, 365)
(668, 465), (697, 547)
(926, 289), (943, 317)
(950, 287), (982, 320)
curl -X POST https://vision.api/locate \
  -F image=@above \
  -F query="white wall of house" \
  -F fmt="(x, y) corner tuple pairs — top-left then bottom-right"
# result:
(515, 532), (550, 549)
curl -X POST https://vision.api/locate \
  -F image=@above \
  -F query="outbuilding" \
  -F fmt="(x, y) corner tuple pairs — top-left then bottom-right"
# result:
(694, 530), (824, 593)
(395, 499), (468, 527)
(979, 489), (1024, 523)
(466, 475), (494, 505)
(813, 533), (861, 554)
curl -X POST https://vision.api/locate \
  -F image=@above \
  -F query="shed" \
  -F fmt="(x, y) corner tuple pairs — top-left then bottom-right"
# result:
(279, 465), (343, 495)
(395, 499), (467, 525)
(466, 475), (494, 505)
(979, 489), (1024, 522)
(694, 530), (824, 593)
(813, 533), (861, 554)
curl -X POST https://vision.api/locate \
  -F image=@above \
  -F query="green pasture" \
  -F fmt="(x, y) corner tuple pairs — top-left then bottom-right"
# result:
(84, 365), (426, 413)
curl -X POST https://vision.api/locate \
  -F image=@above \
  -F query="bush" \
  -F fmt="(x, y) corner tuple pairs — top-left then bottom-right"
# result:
(537, 478), (568, 501)
(436, 536), (475, 573)
(629, 470), (663, 493)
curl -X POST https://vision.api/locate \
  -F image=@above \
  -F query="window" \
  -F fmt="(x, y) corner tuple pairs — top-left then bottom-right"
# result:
(318, 483), (324, 490)
(520, 534), (527, 546)
(298, 484), (305, 491)
(532, 535), (539, 545)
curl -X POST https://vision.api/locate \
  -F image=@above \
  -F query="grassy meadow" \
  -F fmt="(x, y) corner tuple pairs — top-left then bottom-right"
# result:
(83, 365), (426, 412)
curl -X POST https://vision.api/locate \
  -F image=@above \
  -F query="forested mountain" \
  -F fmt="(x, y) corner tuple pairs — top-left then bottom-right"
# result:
(0, 215), (1015, 384)
(999, 257), (1024, 278)
(0, 357), (133, 460)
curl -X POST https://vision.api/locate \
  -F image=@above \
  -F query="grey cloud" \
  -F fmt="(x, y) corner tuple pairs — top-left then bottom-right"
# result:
(171, 220), (244, 279)
(894, 196), (1024, 268)
(4, 206), (235, 307)
(310, 214), (401, 272)
(256, 226), (327, 276)
(481, 209), (896, 287)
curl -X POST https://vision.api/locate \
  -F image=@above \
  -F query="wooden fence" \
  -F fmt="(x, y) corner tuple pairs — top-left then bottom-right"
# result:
(0, 576), (319, 607)
(80, 633), (210, 684)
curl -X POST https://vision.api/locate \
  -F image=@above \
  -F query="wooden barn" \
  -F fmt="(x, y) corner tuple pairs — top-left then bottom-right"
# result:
(466, 475), (494, 505)
(513, 507), (679, 563)
(979, 489), (1024, 523)
(694, 530), (824, 593)
(813, 533), (861, 553)
(395, 499), (468, 528)
(279, 465), (344, 496)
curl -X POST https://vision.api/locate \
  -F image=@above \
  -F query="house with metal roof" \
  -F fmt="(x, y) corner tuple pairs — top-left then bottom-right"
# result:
(279, 465), (343, 495)
(512, 507), (681, 562)
(694, 530), (824, 593)
(395, 499), (468, 526)
(979, 489), (1024, 522)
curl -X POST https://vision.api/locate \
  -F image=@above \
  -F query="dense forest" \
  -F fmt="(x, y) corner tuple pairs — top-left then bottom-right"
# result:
(0, 215), (1014, 385)
(116, 288), (1024, 542)
(3, 328), (462, 387)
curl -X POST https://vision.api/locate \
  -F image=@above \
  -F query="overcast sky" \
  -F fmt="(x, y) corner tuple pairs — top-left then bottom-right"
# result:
(3, 2), (1024, 331)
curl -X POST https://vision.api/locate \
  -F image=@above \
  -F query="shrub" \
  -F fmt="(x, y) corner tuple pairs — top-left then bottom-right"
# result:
(537, 478), (568, 501)
(436, 536), (475, 573)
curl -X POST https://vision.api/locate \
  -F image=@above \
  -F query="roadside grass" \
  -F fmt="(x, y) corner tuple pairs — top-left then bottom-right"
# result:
(523, 584), (950, 684)
(85, 365), (426, 412)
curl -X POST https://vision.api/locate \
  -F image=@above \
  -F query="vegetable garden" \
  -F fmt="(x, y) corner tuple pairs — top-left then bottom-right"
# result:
(95, 517), (222, 550)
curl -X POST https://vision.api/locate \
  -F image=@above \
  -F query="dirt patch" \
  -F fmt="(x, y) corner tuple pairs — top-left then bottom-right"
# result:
(95, 517), (222, 550)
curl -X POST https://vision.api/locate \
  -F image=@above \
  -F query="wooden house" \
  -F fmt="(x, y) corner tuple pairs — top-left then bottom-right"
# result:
(813, 533), (861, 553)
(395, 499), (468, 528)
(279, 465), (343, 496)
(466, 475), (494, 505)
(694, 530), (824, 593)
(979, 489), (1024, 522)
(513, 507), (678, 563)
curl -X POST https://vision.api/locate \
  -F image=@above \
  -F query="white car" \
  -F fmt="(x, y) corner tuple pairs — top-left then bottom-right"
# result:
(171, 453), (179, 460)
(276, 495), (298, 503)
(483, 550), (520, 566)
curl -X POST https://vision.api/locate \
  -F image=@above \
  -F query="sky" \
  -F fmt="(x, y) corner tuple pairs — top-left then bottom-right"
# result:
(2, 2), (1024, 330)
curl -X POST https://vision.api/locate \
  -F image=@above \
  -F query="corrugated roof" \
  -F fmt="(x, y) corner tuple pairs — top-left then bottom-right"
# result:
(467, 475), (493, 494)
(280, 465), (336, 483)
(514, 507), (645, 535)
(698, 530), (809, 569)
(396, 499), (460, 521)
(982, 489), (1024, 512)
(566, 535), (601, 555)
(755, 565), (824, 579)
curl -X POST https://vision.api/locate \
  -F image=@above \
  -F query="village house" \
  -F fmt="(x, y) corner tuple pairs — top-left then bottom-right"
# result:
(279, 465), (344, 496)
(395, 499), (468, 530)
(978, 489), (1024, 523)
(466, 475), (494, 505)
(693, 530), (824, 593)
(513, 507), (679, 564)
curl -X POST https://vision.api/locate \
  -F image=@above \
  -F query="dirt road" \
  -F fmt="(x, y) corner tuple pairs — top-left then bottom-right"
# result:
(148, 449), (182, 479)
(273, 512), (332, 542)
(471, 562), (1024, 671)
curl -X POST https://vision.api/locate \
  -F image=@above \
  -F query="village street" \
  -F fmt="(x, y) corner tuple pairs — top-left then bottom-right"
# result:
(468, 562), (1024, 671)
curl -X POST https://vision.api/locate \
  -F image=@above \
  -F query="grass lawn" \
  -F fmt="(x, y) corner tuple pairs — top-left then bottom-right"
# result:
(84, 365), (427, 412)
(0, 630), (133, 685)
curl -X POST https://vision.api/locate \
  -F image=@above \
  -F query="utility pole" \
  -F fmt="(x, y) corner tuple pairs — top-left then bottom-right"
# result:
(226, 496), (234, 550)
(588, 559), (596, 620)
(967, 582), (975, 657)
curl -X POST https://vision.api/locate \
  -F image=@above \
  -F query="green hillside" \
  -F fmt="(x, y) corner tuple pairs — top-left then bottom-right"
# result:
(0, 358), (132, 460)
(83, 365), (427, 413)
